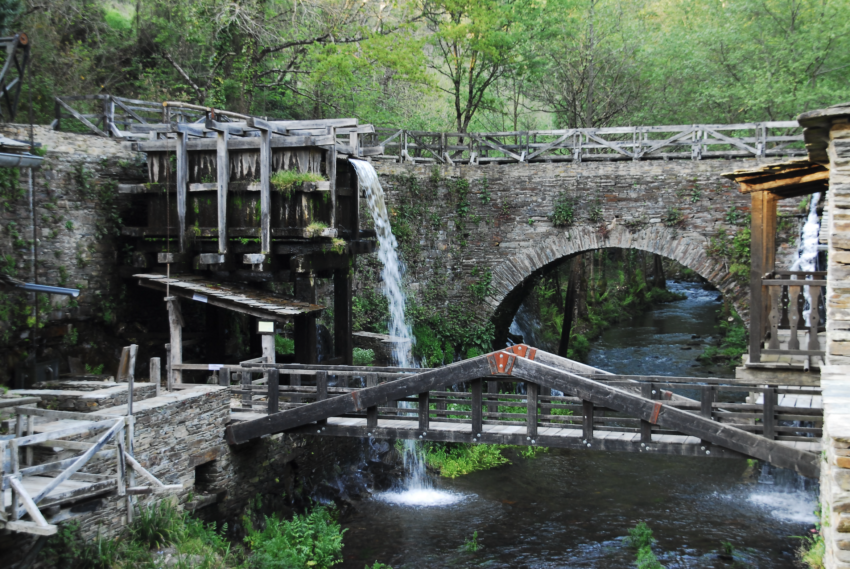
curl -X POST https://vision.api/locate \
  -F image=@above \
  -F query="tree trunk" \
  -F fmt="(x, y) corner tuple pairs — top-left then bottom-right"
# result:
(558, 258), (581, 357)
(653, 254), (666, 289)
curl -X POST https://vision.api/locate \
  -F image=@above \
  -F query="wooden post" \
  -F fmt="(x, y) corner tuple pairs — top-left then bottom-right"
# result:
(316, 371), (328, 425)
(334, 268), (353, 365)
(700, 386), (715, 419)
(262, 332), (276, 388)
(366, 373), (378, 428)
(749, 192), (778, 363)
(351, 161), (360, 240)
(25, 414), (33, 466)
(582, 400), (594, 442)
(176, 131), (188, 252)
(419, 392), (430, 432)
(150, 357), (160, 397)
(167, 300), (183, 386)
(10, 441), (19, 520)
(218, 367), (229, 387)
(471, 379), (483, 437)
(127, 344), (138, 383)
(268, 369), (280, 414)
(487, 381), (498, 416)
(216, 129), (229, 255)
(526, 382), (538, 440)
(241, 371), (251, 408)
(763, 387), (776, 440)
(328, 128), (337, 230)
(259, 126), (271, 254)
(640, 384), (653, 444)
(294, 274), (318, 365)
(165, 343), (172, 392)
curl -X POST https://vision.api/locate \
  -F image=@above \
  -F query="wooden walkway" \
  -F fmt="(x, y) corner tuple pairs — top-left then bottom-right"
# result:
(225, 346), (823, 478)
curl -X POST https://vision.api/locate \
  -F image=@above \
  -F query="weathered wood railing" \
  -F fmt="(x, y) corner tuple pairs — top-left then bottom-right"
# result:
(52, 95), (205, 138)
(364, 122), (804, 164)
(0, 400), (180, 535)
(753, 270), (826, 363)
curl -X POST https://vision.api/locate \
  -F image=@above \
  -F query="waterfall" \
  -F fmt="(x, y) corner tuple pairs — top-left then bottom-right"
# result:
(790, 193), (822, 325)
(350, 159), (442, 502)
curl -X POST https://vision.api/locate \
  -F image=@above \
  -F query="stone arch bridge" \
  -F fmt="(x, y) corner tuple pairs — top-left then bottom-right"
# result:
(371, 157), (797, 344)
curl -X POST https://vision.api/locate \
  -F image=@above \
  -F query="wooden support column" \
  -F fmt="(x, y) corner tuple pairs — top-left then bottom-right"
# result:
(526, 382), (538, 441)
(262, 333), (276, 364)
(582, 400), (594, 442)
(700, 385), (715, 449)
(328, 129), (337, 230)
(150, 357), (160, 397)
(351, 161), (360, 240)
(175, 131), (188, 252)
(471, 379), (483, 438)
(166, 299), (183, 387)
(487, 381), (499, 415)
(334, 268), (353, 365)
(418, 392), (430, 432)
(268, 369), (279, 414)
(640, 384), (654, 444)
(749, 191), (778, 363)
(294, 274), (318, 364)
(259, 126), (272, 254)
(241, 371), (251, 408)
(216, 129), (229, 255)
(366, 373), (378, 428)
(763, 387), (776, 440)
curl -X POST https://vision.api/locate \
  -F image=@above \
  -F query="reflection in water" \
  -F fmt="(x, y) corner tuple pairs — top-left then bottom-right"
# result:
(340, 281), (816, 568)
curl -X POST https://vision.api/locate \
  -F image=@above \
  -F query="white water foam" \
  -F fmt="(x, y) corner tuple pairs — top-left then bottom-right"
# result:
(352, 160), (463, 507)
(790, 192), (822, 325)
(376, 488), (466, 507)
(747, 491), (817, 523)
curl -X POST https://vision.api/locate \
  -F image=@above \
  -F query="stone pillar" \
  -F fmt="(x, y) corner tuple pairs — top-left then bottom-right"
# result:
(799, 103), (850, 569)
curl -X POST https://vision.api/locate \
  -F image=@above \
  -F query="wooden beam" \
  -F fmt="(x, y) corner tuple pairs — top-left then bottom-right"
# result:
(176, 131), (188, 252)
(216, 130), (229, 255)
(259, 126), (271, 254)
(526, 382), (538, 440)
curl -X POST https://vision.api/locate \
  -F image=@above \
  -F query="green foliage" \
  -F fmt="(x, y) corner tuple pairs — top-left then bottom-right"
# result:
(626, 523), (664, 569)
(663, 207), (684, 228)
(422, 442), (511, 478)
(271, 170), (326, 195)
(132, 502), (184, 549)
(85, 363), (105, 375)
(706, 225), (751, 284)
(698, 307), (748, 369)
(0, 166), (22, 211)
(468, 267), (493, 301)
(305, 222), (329, 237)
(275, 335), (295, 356)
(550, 192), (578, 227)
(353, 347), (375, 366)
(793, 504), (825, 569)
(245, 505), (345, 569)
(462, 531), (480, 553)
(364, 564), (393, 569)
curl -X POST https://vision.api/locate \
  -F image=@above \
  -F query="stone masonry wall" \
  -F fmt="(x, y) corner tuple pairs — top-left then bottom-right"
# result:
(369, 157), (802, 339)
(0, 125), (146, 385)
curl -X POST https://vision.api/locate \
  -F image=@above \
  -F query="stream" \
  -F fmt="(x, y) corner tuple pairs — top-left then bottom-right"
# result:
(338, 282), (818, 568)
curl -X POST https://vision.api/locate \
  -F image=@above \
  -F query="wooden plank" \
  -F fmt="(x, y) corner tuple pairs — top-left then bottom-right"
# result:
(259, 127), (271, 254)
(55, 98), (108, 137)
(216, 130), (229, 254)
(419, 392), (430, 431)
(763, 387), (776, 440)
(640, 384), (653, 444)
(582, 400), (594, 442)
(268, 369), (279, 414)
(176, 131), (188, 252)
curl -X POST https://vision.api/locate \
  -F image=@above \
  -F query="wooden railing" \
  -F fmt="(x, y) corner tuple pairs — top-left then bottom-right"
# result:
(0, 401), (179, 535)
(363, 122), (805, 164)
(754, 270), (826, 363)
(52, 95), (205, 138)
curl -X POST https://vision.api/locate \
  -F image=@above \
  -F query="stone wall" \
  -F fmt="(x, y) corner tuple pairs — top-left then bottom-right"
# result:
(368, 157), (802, 340)
(8, 380), (157, 412)
(800, 103), (850, 568)
(0, 125), (146, 385)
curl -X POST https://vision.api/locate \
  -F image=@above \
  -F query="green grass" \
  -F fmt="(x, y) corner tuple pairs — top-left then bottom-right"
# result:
(305, 222), (329, 237)
(353, 347), (375, 366)
(421, 442), (512, 478)
(270, 170), (326, 195)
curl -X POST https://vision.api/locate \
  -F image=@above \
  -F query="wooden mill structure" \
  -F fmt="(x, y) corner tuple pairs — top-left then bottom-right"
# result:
(118, 103), (382, 381)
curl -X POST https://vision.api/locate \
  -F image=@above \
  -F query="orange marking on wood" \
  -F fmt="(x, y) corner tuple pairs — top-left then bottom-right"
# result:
(649, 401), (663, 424)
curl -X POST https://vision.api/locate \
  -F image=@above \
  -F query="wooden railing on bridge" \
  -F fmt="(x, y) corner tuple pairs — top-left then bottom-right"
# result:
(220, 346), (821, 478)
(52, 95), (804, 164)
(752, 270), (826, 365)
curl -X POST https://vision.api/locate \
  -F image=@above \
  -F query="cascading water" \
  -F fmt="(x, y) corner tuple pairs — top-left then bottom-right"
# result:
(350, 159), (462, 506)
(790, 192), (822, 325)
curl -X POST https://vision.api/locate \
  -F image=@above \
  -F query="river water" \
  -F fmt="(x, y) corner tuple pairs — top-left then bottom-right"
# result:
(338, 281), (817, 568)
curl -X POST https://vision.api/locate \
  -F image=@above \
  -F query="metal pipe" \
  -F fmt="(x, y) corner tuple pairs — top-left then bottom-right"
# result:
(14, 283), (80, 297)
(0, 152), (43, 168)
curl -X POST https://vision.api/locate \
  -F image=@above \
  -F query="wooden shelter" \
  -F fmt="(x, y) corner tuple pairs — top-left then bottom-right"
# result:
(722, 159), (829, 369)
(120, 104), (381, 382)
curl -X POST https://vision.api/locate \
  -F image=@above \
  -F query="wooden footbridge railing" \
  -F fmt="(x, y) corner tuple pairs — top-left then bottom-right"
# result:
(225, 346), (822, 479)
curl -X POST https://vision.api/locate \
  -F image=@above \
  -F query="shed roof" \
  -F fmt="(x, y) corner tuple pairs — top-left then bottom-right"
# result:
(721, 159), (828, 199)
(134, 274), (324, 321)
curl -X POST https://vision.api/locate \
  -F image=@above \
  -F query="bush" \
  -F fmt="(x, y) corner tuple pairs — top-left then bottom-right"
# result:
(353, 347), (375, 366)
(626, 523), (664, 569)
(275, 335), (295, 355)
(245, 505), (345, 569)
(549, 192), (578, 227)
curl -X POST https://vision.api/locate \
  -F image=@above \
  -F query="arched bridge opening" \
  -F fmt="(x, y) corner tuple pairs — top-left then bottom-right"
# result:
(485, 226), (748, 349)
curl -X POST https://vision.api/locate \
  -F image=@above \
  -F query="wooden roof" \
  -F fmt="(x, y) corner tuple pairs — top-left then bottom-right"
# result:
(721, 159), (828, 199)
(134, 274), (324, 321)
(798, 102), (850, 164)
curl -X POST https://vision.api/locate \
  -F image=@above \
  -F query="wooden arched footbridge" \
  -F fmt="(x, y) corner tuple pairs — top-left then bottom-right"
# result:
(224, 345), (822, 479)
